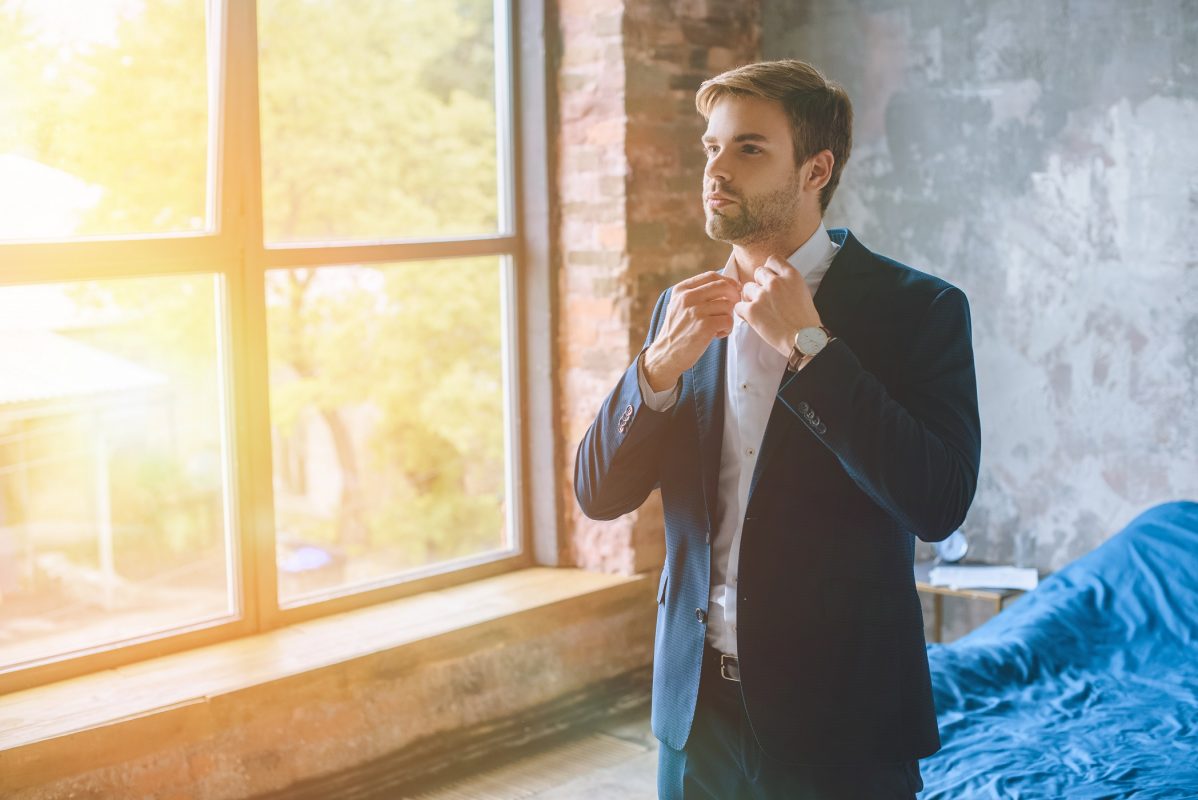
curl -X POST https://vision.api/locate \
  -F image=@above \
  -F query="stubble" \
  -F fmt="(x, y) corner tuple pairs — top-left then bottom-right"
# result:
(704, 172), (804, 246)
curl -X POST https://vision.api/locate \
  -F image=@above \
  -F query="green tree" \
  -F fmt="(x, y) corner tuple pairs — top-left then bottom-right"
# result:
(254, 0), (504, 561)
(2, 0), (508, 576)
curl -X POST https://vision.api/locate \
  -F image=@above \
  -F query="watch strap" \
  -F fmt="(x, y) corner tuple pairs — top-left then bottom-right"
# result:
(786, 326), (835, 373)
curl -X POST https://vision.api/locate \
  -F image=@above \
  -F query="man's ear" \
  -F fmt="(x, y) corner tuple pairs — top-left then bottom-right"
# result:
(804, 150), (835, 192)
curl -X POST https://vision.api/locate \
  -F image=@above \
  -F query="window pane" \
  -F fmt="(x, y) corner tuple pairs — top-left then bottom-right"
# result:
(0, 275), (234, 669)
(0, 1), (210, 240)
(266, 258), (511, 604)
(257, 0), (500, 244)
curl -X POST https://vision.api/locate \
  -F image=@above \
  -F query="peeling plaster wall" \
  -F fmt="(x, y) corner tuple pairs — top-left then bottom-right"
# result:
(764, 1), (1198, 637)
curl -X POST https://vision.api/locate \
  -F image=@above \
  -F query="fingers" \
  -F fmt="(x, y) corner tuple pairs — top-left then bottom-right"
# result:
(677, 270), (740, 291)
(699, 298), (737, 321)
(671, 269), (742, 339)
(675, 270), (722, 289)
(698, 291), (737, 307)
(699, 294), (735, 332)
(680, 276), (741, 307)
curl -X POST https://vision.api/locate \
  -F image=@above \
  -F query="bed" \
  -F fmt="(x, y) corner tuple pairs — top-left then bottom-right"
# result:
(917, 500), (1198, 799)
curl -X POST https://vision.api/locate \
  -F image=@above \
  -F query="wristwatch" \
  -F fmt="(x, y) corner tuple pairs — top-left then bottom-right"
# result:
(786, 325), (834, 372)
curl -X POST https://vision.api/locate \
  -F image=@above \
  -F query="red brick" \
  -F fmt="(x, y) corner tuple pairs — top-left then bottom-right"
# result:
(556, 0), (762, 574)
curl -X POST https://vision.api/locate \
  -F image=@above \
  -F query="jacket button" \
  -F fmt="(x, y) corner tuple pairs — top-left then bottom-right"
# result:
(816, 423), (827, 435)
(695, 608), (707, 624)
(798, 401), (810, 413)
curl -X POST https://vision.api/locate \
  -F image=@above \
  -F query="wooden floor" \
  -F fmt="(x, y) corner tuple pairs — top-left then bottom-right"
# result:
(399, 704), (659, 800)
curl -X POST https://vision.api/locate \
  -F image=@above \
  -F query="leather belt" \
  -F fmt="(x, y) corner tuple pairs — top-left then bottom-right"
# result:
(704, 641), (740, 682)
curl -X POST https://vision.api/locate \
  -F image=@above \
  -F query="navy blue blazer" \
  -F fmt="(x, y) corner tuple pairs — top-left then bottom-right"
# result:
(574, 228), (981, 765)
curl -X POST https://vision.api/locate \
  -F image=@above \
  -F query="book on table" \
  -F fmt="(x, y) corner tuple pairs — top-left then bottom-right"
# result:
(926, 564), (1039, 591)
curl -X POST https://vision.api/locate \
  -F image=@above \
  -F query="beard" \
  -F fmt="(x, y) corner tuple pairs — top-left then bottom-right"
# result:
(704, 173), (803, 246)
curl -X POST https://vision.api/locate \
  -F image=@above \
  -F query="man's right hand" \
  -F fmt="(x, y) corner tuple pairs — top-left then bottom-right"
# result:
(643, 270), (741, 393)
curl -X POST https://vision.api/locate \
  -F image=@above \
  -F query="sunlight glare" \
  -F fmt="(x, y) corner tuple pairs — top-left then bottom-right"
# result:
(5, 0), (143, 50)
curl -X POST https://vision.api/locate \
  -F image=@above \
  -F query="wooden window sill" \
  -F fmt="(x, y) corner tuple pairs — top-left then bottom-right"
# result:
(0, 567), (652, 793)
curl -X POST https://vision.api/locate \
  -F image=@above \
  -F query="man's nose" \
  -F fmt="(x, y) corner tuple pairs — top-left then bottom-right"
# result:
(704, 149), (732, 183)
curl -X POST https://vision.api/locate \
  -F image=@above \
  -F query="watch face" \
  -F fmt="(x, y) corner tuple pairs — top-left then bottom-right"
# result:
(795, 327), (829, 355)
(934, 530), (969, 562)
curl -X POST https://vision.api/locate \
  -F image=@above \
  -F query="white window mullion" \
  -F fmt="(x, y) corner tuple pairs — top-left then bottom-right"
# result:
(494, 0), (517, 237)
(218, 0), (277, 629)
(261, 235), (520, 270)
(0, 236), (232, 286)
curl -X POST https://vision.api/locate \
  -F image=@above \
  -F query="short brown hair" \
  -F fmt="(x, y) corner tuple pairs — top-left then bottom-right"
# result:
(696, 59), (853, 214)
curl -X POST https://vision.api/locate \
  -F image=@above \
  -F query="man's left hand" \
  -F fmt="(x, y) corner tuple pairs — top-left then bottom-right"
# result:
(735, 255), (823, 359)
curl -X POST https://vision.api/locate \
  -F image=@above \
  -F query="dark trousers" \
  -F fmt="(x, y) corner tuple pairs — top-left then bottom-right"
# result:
(657, 642), (924, 800)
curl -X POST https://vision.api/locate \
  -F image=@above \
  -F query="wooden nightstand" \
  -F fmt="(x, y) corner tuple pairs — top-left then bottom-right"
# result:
(913, 560), (1028, 643)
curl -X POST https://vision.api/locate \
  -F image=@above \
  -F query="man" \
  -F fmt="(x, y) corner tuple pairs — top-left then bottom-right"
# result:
(574, 60), (980, 799)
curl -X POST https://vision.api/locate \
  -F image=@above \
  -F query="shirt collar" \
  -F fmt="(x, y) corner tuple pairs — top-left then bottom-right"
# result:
(786, 221), (837, 278)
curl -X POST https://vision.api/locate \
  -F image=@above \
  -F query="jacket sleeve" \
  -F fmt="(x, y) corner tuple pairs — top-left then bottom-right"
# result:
(777, 285), (981, 542)
(574, 288), (676, 521)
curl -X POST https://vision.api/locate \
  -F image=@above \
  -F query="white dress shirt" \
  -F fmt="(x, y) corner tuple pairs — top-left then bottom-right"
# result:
(637, 223), (841, 657)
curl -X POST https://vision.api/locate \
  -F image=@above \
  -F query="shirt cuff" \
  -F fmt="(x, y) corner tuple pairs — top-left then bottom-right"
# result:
(637, 350), (680, 412)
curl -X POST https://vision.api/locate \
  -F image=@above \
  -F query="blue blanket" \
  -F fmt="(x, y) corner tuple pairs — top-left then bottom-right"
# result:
(918, 501), (1198, 799)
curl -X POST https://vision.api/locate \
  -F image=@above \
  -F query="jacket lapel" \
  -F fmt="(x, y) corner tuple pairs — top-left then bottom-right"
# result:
(745, 228), (876, 508)
(690, 334), (726, 534)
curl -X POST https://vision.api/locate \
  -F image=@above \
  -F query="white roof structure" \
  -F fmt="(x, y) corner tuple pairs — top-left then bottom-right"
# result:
(0, 154), (103, 240)
(0, 330), (166, 408)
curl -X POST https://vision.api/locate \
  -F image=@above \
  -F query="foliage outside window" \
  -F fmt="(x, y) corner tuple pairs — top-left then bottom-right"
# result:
(0, 0), (521, 689)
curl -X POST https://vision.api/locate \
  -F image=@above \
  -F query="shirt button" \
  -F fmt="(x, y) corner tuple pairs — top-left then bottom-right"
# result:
(695, 608), (707, 624)
(746, 447), (754, 457)
(741, 382), (749, 391)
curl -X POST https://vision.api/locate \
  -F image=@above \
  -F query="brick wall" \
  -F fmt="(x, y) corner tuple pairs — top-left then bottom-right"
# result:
(556, 1), (761, 574)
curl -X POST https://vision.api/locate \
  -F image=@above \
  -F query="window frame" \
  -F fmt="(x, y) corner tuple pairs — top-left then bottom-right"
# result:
(0, 0), (558, 695)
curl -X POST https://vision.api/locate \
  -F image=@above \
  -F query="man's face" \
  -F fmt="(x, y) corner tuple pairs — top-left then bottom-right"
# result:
(701, 94), (804, 245)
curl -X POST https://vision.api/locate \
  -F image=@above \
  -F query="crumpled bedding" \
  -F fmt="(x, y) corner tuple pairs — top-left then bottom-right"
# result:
(918, 501), (1198, 799)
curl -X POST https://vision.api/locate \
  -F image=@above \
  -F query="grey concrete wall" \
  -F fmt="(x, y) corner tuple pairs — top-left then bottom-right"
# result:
(764, 0), (1198, 639)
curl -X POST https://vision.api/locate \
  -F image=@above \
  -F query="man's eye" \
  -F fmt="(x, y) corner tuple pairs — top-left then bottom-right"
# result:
(703, 144), (718, 156)
(742, 146), (761, 154)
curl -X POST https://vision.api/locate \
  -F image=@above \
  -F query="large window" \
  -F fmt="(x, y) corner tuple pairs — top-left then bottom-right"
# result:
(0, 0), (533, 692)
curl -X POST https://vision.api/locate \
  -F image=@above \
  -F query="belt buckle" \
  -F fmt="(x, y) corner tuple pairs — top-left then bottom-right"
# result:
(719, 653), (740, 682)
